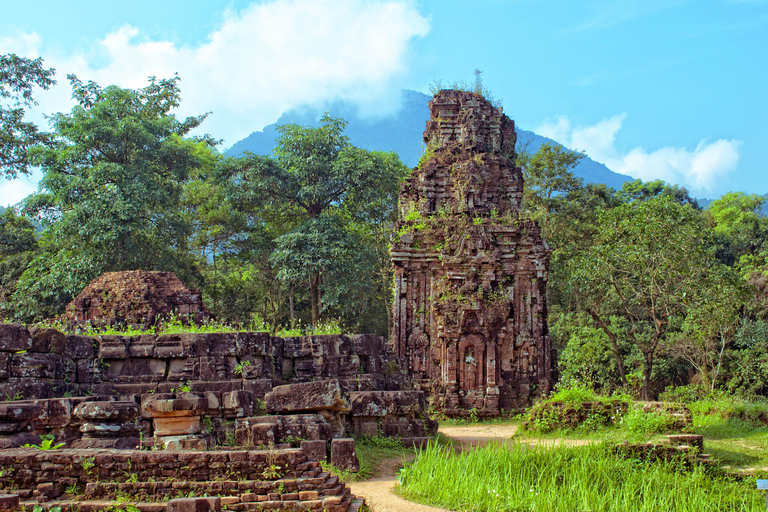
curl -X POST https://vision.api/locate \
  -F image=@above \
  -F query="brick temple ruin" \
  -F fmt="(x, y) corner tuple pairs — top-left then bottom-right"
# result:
(391, 89), (554, 416)
(63, 270), (209, 327)
(0, 318), (434, 510)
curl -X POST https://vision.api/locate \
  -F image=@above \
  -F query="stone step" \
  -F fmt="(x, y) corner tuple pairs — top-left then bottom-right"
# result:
(348, 496), (367, 512)
(21, 500), (168, 512)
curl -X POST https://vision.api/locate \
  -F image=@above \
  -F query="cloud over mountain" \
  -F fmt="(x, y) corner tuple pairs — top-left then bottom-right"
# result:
(536, 114), (742, 194)
(1, 0), (430, 147)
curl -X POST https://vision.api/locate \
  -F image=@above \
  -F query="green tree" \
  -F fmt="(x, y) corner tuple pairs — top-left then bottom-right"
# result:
(519, 142), (584, 236)
(11, 74), (212, 321)
(615, 178), (699, 208)
(569, 196), (723, 399)
(1, 54), (56, 179)
(706, 192), (768, 268)
(0, 208), (38, 319)
(223, 114), (407, 329)
(674, 268), (745, 391)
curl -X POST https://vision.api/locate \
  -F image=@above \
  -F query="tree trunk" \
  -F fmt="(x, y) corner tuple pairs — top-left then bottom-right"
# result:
(310, 273), (320, 330)
(641, 350), (654, 401)
(289, 285), (295, 329)
(587, 309), (628, 387)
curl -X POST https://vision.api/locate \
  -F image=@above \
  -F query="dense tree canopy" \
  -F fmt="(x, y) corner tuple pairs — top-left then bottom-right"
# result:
(0, 54), (56, 179)
(219, 114), (408, 329)
(9, 75), (214, 321)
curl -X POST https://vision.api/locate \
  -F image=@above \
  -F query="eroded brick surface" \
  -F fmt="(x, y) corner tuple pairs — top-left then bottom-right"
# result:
(62, 270), (209, 327)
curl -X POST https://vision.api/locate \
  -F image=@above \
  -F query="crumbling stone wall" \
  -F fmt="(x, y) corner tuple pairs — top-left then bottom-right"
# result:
(0, 324), (404, 400)
(391, 90), (554, 416)
(0, 324), (436, 448)
(62, 270), (209, 327)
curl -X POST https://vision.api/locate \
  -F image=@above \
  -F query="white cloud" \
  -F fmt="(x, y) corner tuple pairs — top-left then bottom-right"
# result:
(0, 0), (430, 204)
(536, 114), (742, 194)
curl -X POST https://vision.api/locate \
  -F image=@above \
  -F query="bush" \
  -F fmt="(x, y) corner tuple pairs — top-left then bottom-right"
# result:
(618, 406), (679, 435)
(521, 384), (629, 434)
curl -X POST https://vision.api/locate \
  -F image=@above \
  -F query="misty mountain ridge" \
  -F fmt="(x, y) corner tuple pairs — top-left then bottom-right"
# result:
(226, 89), (633, 191)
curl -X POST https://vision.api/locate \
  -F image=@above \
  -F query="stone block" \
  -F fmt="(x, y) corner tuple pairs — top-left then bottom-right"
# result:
(155, 434), (210, 451)
(300, 440), (327, 462)
(250, 423), (277, 446)
(222, 390), (253, 418)
(283, 336), (317, 359)
(235, 332), (273, 357)
(31, 397), (76, 429)
(79, 423), (139, 437)
(330, 438), (359, 472)
(188, 380), (243, 394)
(166, 496), (222, 512)
(77, 359), (98, 384)
(167, 358), (194, 381)
(128, 335), (157, 358)
(10, 352), (73, 380)
(0, 380), (52, 400)
(74, 401), (139, 422)
(0, 323), (32, 352)
(142, 393), (207, 418)
(350, 334), (385, 358)
(65, 335), (97, 360)
(349, 390), (426, 417)
(154, 416), (201, 436)
(266, 380), (350, 414)
(0, 353), (8, 380)
(98, 335), (131, 359)
(27, 326), (66, 354)
(103, 358), (167, 382)
(155, 335), (187, 358)
(0, 494), (19, 511)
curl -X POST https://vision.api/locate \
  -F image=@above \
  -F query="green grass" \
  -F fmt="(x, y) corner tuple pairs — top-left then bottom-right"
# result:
(688, 397), (768, 469)
(398, 441), (766, 512)
(37, 314), (344, 337)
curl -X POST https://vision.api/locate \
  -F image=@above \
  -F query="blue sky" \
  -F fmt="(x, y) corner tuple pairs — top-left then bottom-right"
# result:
(2, 0), (766, 206)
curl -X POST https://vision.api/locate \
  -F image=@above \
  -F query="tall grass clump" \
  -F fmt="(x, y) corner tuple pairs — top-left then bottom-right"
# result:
(398, 441), (765, 512)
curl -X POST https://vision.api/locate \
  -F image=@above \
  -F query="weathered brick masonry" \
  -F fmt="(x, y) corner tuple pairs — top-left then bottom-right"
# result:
(391, 90), (554, 416)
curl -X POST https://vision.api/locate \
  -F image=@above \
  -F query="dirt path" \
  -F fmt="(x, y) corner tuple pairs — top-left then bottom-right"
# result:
(347, 424), (520, 512)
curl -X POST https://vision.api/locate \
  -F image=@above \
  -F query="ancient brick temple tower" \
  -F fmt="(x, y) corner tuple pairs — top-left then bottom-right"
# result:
(390, 90), (553, 416)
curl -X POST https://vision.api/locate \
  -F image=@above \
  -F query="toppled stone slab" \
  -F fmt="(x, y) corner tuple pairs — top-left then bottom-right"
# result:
(349, 390), (426, 417)
(236, 414), (333, 447)
(73, 401), (139, 422)
(141, 393), (209, 418)
(266, 380), (350, 414)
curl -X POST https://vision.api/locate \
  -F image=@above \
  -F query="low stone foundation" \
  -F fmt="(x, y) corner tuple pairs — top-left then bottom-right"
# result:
(0, 446), (362, 511)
